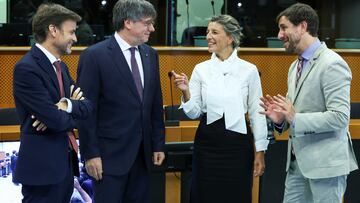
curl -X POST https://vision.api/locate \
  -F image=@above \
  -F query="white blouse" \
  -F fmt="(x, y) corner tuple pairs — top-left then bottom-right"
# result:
(181, 50), (269, 151)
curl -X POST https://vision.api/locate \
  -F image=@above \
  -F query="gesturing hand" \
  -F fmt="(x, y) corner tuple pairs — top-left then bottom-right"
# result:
(259, 94), (285, 125)
(171, 70), (191, 101)
(271, 94), (296, 124)
(171, 70), (189, 91)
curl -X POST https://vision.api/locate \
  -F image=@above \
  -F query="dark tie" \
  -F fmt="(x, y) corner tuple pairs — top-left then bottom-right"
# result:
(53, 61), (79, 154)
(53, 61), (65, 97)
(296, 57), (304, 88)
(129, 47), (143, 100)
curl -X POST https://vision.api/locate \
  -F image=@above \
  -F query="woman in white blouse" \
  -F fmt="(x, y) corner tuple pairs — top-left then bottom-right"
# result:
(172, 15), (269, 203)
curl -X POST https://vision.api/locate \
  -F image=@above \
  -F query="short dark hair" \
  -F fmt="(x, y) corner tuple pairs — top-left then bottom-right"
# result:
(210, 15), (243, 48)
(32, 3), (81, 43)
(276, 3), (319, 37)
(112, 0), (156, 31)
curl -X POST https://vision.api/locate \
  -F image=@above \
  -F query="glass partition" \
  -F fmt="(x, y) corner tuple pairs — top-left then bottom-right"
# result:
(1, 0), (360, 48)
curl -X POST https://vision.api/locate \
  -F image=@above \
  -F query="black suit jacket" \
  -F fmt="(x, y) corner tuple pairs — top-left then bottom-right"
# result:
(13, 45), (92, 185)
(77, 36), (165, 176)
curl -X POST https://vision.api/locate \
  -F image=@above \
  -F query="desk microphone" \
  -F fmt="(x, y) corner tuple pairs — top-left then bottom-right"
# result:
(166, 71), (179, 126)
(211, 0), (215, 16)
(168, 71), (175, 114)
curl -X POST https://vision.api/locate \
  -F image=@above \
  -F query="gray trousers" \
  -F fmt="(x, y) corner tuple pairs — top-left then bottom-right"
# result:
(283, 160), (347, 203)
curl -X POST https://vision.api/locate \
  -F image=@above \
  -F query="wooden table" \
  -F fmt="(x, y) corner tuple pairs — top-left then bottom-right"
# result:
(2, 120), (360, 141)
(0, 125), (20, 141)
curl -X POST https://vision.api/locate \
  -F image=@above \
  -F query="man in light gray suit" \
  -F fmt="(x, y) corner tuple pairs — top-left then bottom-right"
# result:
(260, 3), (358, 203)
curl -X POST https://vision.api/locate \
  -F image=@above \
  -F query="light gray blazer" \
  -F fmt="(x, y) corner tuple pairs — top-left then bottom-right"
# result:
(279, 43), (358, 179)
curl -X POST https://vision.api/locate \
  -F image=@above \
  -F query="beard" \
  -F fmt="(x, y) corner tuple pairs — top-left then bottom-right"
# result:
(64, 46), (72, 55)
(285, 36), (300, 54)
(58, 43), (72, 55)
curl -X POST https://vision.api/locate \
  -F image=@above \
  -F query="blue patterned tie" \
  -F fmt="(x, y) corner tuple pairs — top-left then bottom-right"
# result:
(129, 47), (143, 100)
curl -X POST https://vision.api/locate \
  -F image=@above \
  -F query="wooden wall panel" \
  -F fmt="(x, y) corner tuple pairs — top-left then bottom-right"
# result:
(0, 49), (82, 108)
(0, 51), (26, 108)
(342, 53), (360, 101)
(1, 47), (360, 108)
(240, 52), (294, 98)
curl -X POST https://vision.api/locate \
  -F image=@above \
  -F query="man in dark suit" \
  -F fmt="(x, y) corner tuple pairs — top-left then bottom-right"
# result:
(13, 3), (92, 203)
(77, 0), (165, 202)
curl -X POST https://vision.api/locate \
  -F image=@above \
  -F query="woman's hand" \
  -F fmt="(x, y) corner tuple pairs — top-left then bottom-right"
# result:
(171, 70), (191, 101)
(171, 70), (189, 91)
(253, 151), (265, 177)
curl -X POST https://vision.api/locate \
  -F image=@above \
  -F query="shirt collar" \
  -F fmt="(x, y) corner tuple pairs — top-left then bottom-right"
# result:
(35, 43), (59, 64)
(300, 38), (321, 61)
(211, 49), (238, 63)
(210, 49), (239, 75)
(114, 32), (138, 51)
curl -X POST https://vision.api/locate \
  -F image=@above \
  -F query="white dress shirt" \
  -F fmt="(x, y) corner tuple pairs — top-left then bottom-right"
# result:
(181, 50), (269, 151)
(114, 32), (144, 87)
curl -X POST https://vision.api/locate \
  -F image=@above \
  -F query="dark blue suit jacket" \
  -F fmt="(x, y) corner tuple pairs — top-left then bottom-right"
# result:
(77, 36), (165, 176)
(13, 45), (92, 185)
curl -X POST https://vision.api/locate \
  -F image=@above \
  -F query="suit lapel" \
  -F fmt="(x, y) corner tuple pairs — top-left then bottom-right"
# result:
(139, 45), (150, 104)
(31, 46), (62, 97)
(292, 44), (325, 104)
(108, 36), (142, 102)
(292, 60), (315, 103)
(287, 62), (297, 102)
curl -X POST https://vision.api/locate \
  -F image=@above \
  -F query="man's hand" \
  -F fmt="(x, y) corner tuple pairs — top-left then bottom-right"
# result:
(153, 152), (165, 166)
(70, 85), (85, 100)
(253, 151), (265, 177)
(55, 100), (68, 111)
(272, 94), (296, 124)
(31, 115), (47, 131)
(260, 94), (286, 124)
(85, 157), (103, 181)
